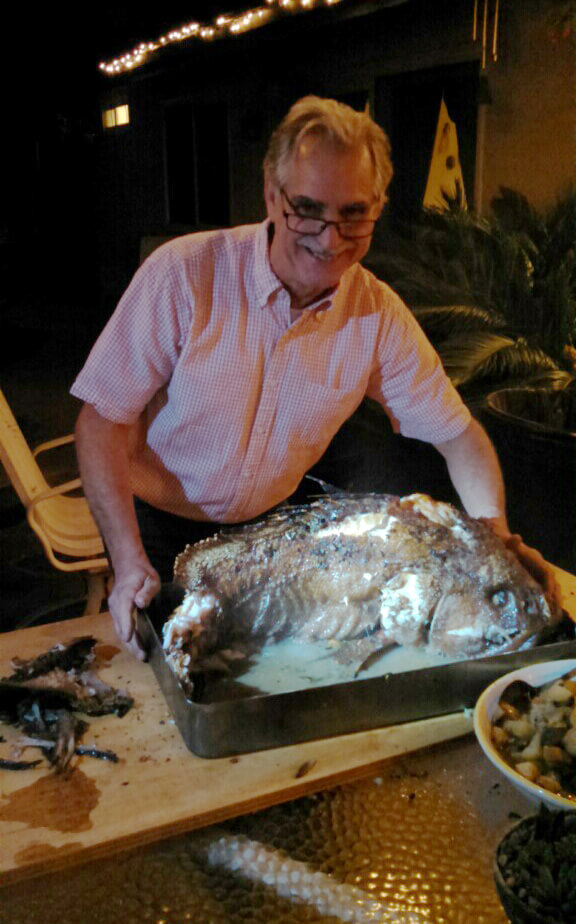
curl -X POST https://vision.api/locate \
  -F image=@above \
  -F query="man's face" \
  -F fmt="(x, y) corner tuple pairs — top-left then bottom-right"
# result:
(265, 137), (382, 310)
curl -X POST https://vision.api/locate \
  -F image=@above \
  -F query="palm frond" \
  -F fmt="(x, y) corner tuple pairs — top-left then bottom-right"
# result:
(369, 189), (576, 399)
(439, 332), (516, 386)
(439, 333), (562, 387)
(412, 305), (506, 342)
(545, 186), (576, 261)
(374, 184), (576, 382)
(491, 187), (546, 244)
(506, 368), (575, 389)
(365, 253), (476, 306)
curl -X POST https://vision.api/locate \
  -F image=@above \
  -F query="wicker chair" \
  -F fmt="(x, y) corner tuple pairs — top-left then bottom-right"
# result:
(0, 388), (109, 614)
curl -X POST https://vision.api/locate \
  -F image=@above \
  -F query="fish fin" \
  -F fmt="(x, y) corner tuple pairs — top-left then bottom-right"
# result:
(304, 475), (347, 496)
(354, 642), (397, 678)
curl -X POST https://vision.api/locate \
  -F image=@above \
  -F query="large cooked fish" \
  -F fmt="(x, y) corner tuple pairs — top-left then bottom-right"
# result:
(163, 493), (556, 691)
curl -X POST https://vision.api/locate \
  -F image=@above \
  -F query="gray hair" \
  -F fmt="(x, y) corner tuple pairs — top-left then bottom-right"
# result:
(264, 95), (393, 206)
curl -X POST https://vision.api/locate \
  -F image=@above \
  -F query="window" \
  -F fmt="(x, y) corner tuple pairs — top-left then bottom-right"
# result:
(102, 104), (130, 130)
(164, 102), (230, 227)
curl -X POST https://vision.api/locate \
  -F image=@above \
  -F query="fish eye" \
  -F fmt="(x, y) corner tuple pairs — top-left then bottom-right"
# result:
(491, 588), (515, 608)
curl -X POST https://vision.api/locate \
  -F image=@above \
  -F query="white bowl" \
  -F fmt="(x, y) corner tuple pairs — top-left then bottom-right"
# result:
(474, 659), (576, 811)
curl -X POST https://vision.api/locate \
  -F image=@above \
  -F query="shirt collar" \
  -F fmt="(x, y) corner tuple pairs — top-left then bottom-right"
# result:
(253, 219), (285, 308)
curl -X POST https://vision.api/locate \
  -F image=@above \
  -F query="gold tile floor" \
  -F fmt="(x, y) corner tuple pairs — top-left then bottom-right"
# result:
(0, 735), (532, 923)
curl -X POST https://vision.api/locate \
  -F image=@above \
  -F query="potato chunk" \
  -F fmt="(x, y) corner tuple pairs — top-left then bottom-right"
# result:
(537, 774), (563, 794)
(542, 745), (572, 765)
(562, 727), (576, 757)
(519, 730), (542, 760)
(515, 761), (539, 781)
(502, 718), (534, 740)
(537, 682), (574, 704)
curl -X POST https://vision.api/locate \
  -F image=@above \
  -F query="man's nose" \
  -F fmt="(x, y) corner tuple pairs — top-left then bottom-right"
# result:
(318, 221), (344, 248)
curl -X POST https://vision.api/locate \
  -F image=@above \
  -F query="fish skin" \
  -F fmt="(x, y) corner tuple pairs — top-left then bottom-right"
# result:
(165, 493), (555, 687)
(0, 758), (43, 771)
(0, 638), (134, 774)
(2, 637), (134, 718)
(7, 637), (96, 682)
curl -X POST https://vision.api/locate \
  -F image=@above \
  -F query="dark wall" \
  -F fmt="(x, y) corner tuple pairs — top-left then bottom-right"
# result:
(94, 0), (479, 317)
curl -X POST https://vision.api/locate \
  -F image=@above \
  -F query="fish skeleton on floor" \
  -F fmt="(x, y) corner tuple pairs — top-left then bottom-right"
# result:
(163, 493), (557, 693)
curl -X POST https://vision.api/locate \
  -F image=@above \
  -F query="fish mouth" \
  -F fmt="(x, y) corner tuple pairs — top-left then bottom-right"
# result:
(427, 590), (537, 658)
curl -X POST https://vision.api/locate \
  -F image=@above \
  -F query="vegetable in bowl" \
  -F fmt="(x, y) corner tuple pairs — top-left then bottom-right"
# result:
(491, 668), (576, 800)
(474, 659), (576, 811)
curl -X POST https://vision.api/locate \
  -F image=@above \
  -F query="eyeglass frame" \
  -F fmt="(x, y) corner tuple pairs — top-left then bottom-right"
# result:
(280, 188), (379, 240)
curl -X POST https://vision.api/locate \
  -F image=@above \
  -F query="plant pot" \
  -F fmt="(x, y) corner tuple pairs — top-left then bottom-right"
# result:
(481, 388), (576, 571)
(494, 811), (576, 924)
(494, 864), (551, 924)
(486, 388), (576, 435)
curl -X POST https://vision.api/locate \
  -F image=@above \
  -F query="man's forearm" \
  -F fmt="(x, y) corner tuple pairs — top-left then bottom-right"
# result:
(75, 403), (146, 568)
(434, 418), (509, 534)
(75, 403), (160, 656)
(435, 418), (561, 607)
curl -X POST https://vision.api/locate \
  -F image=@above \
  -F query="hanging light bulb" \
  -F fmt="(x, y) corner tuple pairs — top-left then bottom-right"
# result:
(99, 0), (352, 75)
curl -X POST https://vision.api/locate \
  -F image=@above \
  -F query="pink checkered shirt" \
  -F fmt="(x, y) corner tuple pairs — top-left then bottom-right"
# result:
(71, 221), (470, 522)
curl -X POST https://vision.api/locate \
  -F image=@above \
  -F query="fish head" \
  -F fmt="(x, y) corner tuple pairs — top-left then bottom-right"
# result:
(427, 585), (552, 658)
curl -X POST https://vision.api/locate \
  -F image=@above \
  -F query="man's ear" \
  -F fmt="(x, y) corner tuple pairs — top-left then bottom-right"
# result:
(264, 171), (280, 218)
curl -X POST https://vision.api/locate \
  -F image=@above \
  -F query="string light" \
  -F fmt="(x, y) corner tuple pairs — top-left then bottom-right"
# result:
(99, 0), (345, 75)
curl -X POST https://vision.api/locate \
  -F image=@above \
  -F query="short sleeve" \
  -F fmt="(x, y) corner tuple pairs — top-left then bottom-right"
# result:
(366, 287), (471, 443)
(70, 244), (192, 423)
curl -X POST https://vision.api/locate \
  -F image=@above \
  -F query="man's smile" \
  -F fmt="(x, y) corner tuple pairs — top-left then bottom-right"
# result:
(299, 241), (349, 262)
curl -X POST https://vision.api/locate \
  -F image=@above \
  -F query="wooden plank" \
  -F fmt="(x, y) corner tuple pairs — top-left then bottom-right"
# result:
(557, 564), (576, 617)
(0, 617), (470, 883)
(1, 564), (574, 884)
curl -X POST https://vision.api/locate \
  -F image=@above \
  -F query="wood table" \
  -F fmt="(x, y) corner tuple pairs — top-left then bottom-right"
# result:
(1, 566), (575, 886)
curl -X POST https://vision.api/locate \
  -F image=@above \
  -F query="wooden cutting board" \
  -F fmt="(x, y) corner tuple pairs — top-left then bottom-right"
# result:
(1, 565), (574, 885)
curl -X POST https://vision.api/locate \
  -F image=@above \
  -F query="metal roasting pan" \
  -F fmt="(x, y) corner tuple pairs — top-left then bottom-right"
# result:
(137, 584), (576, 759)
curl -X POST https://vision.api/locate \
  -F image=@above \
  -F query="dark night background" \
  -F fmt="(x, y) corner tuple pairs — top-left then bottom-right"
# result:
(6, 1), (260, 327)
(2, 1), (274, 624)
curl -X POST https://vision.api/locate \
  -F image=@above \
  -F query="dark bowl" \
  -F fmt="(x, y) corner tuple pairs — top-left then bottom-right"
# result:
(494, 813), (575, 924)
(485, 387), (576, 437)
(495, 860), (551, 924)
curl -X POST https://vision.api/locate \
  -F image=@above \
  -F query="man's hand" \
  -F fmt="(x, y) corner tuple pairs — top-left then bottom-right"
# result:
(107, 559), (161, 660)
(75, 404), (163, 658)
(503, 534), (563, 617)
(435, 421), (563, 615)
(481, 517), (563, 616)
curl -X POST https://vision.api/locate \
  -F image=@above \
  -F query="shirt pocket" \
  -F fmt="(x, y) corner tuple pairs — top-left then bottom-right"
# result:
(284, 382), (362, 452)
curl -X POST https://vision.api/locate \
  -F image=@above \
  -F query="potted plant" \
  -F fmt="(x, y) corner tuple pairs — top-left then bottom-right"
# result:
(495, 807), (576, 923)
(366, 187), (576, 402)
(358, 188), (576, 568)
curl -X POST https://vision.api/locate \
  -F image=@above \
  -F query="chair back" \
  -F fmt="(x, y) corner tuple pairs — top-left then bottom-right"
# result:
(0, 388), (49, 508)
(0, 388), (109, 615)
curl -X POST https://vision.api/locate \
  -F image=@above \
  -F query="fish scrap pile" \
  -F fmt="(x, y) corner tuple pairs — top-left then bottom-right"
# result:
(0, 636), (133, 773)
(163, 493), (558, 695)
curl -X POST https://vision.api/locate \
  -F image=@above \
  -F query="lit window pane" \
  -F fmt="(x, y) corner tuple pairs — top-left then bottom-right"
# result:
(102, 108), (116, 129)
(102, 104), (130, 130)
(116, 104), (130, 125)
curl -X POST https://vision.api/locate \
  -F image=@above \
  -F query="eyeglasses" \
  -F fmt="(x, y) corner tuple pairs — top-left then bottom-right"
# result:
(281, 189), (378, 240)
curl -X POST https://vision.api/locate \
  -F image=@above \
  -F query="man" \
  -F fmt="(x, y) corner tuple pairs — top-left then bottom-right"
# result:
(73, 96), (558, 659)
